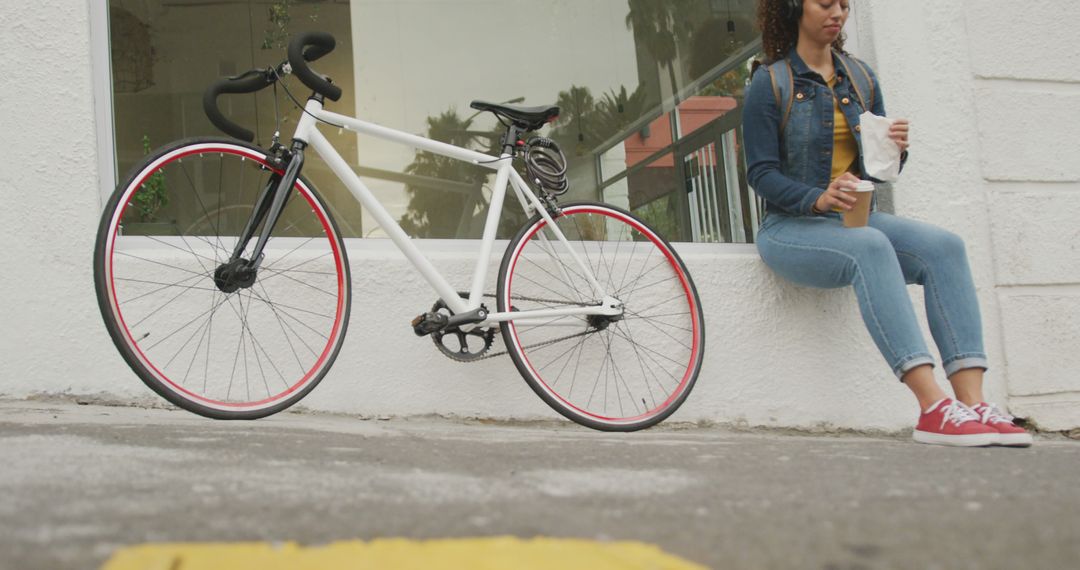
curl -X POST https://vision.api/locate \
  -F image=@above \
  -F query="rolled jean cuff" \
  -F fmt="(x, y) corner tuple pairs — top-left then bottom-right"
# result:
(943, 354), (989, 377)
(892, 354), (936, 381)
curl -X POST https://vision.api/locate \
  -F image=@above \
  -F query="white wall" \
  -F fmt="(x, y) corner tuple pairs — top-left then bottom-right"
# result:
(968, 0), (1080, 430)
(860, 0), (1080, 430)
(0, 1), (131, 403)
(0, 0), (1075, 432)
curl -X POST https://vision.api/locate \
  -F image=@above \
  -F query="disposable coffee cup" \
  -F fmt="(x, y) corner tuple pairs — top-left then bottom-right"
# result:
(842, 180), (874, 228)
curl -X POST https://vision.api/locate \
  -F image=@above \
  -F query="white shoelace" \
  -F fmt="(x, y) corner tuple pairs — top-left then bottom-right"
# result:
(976, 402), (1015, 425)
(939, 400), (981, 429)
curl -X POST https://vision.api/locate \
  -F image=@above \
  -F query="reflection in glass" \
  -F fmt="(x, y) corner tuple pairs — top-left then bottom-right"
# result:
(545, 0), (760, 243)
(109, 0), (762, 242)
(109, 0), (360, 237)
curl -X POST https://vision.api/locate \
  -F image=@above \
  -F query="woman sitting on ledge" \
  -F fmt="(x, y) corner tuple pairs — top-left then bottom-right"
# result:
(742, 0), (1031, 446)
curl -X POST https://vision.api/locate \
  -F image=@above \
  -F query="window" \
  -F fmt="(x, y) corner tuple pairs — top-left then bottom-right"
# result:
(107, 0), (761, 242)
(108, 0), (361, 237)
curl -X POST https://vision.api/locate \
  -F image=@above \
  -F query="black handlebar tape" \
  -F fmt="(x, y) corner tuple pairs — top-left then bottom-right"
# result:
(303, 43), (333, 62)
(202, 72), (273, 142)
(287, 31), (342, 102)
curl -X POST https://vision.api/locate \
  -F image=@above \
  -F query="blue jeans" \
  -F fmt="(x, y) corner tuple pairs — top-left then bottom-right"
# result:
(756, 211), (989, 379)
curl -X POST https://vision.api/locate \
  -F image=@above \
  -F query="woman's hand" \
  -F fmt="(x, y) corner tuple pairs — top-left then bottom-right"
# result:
(889, 118), (910, 152)
(814, 172), (860, 213)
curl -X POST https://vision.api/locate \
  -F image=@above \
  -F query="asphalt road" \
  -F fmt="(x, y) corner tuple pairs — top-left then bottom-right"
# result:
(1, 400), (1078, 569)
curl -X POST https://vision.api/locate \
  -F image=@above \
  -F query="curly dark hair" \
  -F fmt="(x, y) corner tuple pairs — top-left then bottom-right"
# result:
(757, 0), (846, 62)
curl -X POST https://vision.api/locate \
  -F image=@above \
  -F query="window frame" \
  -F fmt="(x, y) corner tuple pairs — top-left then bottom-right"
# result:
(90, 0), (117, 208)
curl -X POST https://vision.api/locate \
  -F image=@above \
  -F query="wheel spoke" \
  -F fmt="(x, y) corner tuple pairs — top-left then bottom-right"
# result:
(520, 253), (590, 304)
(502, 205), (700, 428)
(99, 144), (348, 414)
(116, 274), (218, 304)
(179, 158), (228, 257)
(624, 308), (693, 332)
(248, 287), (323, 356)
(615, 320), (664, 408)
(116, 251), (209, 278)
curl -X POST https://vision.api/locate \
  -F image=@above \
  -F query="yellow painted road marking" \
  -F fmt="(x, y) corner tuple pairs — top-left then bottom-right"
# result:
(102, 537), (707, 570)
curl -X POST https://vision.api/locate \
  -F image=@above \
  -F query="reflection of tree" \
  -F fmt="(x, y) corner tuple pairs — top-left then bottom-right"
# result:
(398, 110), (527, 239)
(399, 85), (652, 240)
(549, 84), (649, 155)
(551, 1), (753, 157)
(261, 0), (321, 50)
(595, 85), (651, 141)
(399, 110), (489, 238)
(134, 135), (169, 222)
(397, 1), (761, 239)
(698, 63), (752, 100)
(688, 13), (756, 99)
(552, 86), (594, 146)
(627, 1), (758, 104)
(110, 6), (155, 93)
(626, 0), (688, 103)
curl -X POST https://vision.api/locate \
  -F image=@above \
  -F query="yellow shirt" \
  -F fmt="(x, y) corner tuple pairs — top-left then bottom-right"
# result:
(828, 76), (859, 180)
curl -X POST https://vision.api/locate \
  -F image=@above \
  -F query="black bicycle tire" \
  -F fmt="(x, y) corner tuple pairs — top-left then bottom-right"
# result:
(496, 200), (705, 431)
(93, 137), (352, 420)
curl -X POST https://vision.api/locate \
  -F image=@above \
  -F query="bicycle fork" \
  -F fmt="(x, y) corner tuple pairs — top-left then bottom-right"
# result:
(213, 140), (306, 294)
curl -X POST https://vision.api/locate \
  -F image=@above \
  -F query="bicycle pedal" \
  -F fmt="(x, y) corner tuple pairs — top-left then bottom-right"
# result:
(411, 311), (448, 336)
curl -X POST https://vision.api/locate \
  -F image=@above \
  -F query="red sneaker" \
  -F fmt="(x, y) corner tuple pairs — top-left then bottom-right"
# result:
(913, 399), (998, 447)
(972, 402), (1033, 447)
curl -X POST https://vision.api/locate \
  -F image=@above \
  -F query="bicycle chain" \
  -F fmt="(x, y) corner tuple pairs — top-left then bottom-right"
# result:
(468, 329), (597, 362)
(456, 293), (600, 363)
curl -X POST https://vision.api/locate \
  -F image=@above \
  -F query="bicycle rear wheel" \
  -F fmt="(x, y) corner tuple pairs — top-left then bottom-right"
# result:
(497, 201), (704, 431)
(94, 138), (351, 419)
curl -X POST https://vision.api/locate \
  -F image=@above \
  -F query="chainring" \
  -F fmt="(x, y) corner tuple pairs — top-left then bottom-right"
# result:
(429, 299), (497, 362)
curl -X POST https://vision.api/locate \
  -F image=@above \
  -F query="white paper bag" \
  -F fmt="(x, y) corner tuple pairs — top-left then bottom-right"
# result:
(858, 111), (901, 182)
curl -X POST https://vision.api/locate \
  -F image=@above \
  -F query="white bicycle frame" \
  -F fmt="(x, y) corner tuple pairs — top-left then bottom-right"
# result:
(291, 98), (623, 328)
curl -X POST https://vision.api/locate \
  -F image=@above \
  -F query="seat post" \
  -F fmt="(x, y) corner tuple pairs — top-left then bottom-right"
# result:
(500, 123), (523, 156)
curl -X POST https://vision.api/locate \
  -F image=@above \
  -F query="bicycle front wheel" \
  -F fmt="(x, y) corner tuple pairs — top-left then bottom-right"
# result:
(94, 138), (351, 419)
(497, 201), (705, 431)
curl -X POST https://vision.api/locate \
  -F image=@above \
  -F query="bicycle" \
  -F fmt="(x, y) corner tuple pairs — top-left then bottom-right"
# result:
(94, 32), (705, 431)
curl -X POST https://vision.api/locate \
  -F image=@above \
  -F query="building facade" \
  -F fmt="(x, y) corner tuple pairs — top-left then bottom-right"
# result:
(1, 0), (1077, 431)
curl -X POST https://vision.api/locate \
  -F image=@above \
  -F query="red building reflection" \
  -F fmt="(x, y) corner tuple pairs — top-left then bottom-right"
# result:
(621, 96), (737, 210)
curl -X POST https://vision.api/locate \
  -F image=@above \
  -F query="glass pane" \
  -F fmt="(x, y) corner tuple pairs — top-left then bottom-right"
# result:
(621, 151), (687, 242)
(109, 0), (762, 242)
(109, 0), (360, 237)
(350, 0), (761, 240)
(602, 113), (673, 184)
(582, 0), (760, 242)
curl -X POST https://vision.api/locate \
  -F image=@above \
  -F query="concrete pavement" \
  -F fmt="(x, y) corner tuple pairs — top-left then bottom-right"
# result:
(1, 399), (1078, 569)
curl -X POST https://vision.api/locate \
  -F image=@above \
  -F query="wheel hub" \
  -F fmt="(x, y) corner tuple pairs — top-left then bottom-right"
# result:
(214, 258), (257, 293)
(587, 314), (612, 330)
(587, 298), (624, 331)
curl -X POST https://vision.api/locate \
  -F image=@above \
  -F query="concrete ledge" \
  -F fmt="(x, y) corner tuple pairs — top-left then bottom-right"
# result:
(301, 242), (918, 430)
(6, 240), (948, 432)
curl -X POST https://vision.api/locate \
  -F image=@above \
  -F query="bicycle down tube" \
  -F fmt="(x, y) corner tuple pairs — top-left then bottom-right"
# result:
(292, 97), (613, 322)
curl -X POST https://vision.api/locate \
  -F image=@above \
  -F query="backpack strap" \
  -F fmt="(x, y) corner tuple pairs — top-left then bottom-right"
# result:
(765, 59), (795, 134)
(755, 59), (794, 219)
(834, 50), (874, 111)
(849, 56), (875, 110)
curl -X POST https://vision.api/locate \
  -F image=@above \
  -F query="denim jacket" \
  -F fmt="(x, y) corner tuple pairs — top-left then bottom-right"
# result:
(743, 49), (907, 216)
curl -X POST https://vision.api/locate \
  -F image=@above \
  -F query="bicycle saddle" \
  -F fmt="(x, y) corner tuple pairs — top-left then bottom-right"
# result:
(470, 100), (560, 131)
